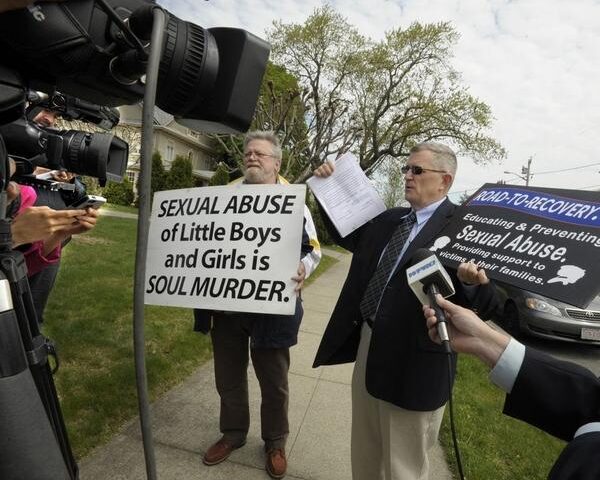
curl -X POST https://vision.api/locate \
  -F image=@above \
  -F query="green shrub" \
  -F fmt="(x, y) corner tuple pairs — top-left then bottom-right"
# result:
(208, 163), (230, 186)
(150, 151), (168, 193)
(166, 155), (194, 190)
(80, 176), (102, 196)
(102, 178), (134, 206)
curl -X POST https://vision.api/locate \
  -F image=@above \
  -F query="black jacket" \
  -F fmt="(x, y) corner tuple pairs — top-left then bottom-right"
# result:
(503, 347), (600, 479)
(313, 199), (499, 410)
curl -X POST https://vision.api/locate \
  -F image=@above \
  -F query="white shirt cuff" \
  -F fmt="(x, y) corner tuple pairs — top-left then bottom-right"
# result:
(574, 422), (600, 438)
(489, 338), (526, 394)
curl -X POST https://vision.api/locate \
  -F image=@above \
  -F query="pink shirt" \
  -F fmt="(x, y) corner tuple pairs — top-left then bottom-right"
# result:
(17, 185), (61, 277)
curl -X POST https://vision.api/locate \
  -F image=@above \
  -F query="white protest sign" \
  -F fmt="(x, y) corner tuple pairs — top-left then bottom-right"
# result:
(145, 183), (306, 315)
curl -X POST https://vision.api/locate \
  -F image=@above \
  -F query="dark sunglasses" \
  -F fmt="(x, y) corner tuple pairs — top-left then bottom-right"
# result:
(401, 165), (447, 175)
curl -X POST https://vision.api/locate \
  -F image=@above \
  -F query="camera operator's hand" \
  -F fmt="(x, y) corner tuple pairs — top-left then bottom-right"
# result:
(5, 158), (20, 206)
(6, 181), (20, 204)
(11, 206), (87, 248)
(0, 0), (63, 14)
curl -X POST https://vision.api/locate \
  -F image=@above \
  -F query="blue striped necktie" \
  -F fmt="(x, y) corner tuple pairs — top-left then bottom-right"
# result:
(359, 211), (417, 321)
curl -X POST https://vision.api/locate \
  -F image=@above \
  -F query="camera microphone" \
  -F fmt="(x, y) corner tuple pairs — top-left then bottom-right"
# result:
(27, 92), (121, 131)
(406, 248), (455, 351)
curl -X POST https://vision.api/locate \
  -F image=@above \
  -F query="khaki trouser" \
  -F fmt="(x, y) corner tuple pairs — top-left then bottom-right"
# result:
(351, 322), (445, 480)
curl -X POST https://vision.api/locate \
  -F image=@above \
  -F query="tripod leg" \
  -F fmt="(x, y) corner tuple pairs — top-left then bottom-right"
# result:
(0, 307), (71, 480)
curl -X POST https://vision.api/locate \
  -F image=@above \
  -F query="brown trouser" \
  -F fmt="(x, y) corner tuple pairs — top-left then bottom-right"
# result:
(211, 313), (290, 449)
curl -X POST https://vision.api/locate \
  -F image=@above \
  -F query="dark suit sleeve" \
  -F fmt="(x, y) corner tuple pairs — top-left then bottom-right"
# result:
(458, 281), (501, 320)
(547, 431), (600, 480)
(503, 347), (600, 441)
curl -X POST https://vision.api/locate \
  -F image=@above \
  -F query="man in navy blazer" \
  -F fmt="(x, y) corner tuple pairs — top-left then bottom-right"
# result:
(424, 296), (600, 480)
(312, 142), (500, 479)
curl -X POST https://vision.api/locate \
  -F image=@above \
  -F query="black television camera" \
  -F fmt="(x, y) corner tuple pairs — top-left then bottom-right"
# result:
(2, 109), (127, 185)
(0, 0), (269, 189)
(1, 101), (127, 187)
(0, 2), (270, 479)
(0, 0), (269, 135)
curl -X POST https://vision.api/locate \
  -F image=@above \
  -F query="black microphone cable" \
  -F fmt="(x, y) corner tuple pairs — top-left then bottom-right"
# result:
(446, 352), (465, 480)
(430, 285), (466, 480)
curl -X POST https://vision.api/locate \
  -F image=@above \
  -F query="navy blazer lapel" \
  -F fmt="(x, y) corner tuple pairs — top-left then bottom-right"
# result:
(396, 199), (457, 272)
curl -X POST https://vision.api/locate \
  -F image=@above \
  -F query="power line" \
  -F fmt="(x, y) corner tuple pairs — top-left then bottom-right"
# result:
(533, 162), (600, 175)
(449, 160), (600, 195)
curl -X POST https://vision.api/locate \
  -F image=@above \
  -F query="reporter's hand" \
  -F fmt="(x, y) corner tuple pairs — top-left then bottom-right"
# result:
(457, 261), (489, 285)
(423, 295), (509, 368)
(41, 207), (99, 255)
(11, 206), (87, 247)
(312, 160), (335, 178)
(291, 261), (306, 292)
(64, 207), (99, 235)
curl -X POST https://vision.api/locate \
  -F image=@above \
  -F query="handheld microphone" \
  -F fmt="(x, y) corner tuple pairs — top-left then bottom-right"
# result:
(406, 248), (454, 351)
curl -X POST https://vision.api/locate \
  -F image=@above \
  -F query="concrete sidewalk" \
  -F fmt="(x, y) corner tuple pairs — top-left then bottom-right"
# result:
(79, 248), (452, 479)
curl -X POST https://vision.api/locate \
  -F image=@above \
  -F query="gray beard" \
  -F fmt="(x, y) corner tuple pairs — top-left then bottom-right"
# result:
(244, 168), (273, 184)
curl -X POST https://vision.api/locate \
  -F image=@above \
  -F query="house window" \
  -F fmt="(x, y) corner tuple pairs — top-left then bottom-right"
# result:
(126, 171), (136, 183)
(166, 143), (174, 162)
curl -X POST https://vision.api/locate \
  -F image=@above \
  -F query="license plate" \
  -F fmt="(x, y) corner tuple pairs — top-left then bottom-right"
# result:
(581, 327), (600, 341)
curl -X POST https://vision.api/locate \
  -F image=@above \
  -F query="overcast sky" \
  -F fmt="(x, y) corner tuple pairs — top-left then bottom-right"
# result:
(158, 0), (600, 201)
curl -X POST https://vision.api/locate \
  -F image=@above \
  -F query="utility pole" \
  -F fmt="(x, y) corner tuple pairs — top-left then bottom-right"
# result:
(504, 156), (534, 186)
(522, 156), (533, 186)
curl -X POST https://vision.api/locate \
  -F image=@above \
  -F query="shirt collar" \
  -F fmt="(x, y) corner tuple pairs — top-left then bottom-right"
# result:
(413, 197), (447, 226)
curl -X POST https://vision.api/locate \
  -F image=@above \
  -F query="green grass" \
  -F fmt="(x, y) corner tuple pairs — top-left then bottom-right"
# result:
(306, 252), (339, 286)
(43, 216), (212, 458)
(322, 243), (349, 254)
(440, 354), (565, 479)
(103, 203), (138, 215)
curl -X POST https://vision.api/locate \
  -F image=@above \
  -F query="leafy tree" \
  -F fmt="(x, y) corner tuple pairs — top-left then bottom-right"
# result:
(269, 6), (366, 181)
(306, 194), (334, 245)
(166, 155), (194, 190)
(210, 61), (310, 181)
(208, 162), (230, 186)
(268, 7), (505, 183)
(374, 157), (407, 208)
(352, 22), (504, 176)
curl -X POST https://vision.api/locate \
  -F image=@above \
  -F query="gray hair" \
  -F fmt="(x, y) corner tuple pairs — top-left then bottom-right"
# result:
(243, 130), (282, 161)
(410, 142), (457, 176)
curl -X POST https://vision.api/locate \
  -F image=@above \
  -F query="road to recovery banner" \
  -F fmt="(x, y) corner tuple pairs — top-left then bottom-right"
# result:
(432, 184), (600, 308)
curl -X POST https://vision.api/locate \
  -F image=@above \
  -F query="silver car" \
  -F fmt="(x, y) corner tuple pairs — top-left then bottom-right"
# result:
(494, 284), (600, 345)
